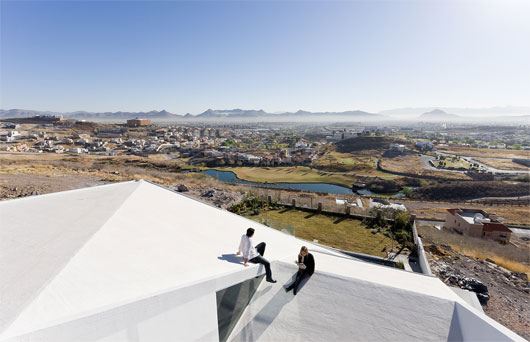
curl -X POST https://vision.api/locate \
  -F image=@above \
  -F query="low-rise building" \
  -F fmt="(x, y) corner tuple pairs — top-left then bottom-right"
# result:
(127, 118), (151, 127)
(389, 144), (406, 153)
(444, 208), (511, 244)
(415, 140), (434, 151)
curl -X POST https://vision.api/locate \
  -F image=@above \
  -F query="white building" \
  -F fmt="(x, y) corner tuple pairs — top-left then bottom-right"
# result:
(0, 180), (525, 341)
(389, 143), (406, 153)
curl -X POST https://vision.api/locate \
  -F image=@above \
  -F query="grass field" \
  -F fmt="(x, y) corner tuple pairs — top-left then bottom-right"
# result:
(474, 158), (530, 171)
(216, 166), (356, 186)
(244, 208), (393, 257)
(214, 165), (396, 187)
(437, 146), (530, 159)
(313, 151), (375, 169)
(379, 155), (470, 180)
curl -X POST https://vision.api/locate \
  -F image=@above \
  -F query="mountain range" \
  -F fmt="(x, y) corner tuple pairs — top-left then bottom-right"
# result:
(0, 108), (383, 121)
(1, 107), (528, 123)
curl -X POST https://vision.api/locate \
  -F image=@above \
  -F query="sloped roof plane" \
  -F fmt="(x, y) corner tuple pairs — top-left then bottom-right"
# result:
(0, 180), (525, 341)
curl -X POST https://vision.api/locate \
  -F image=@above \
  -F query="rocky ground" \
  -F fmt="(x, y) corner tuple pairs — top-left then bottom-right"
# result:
(171, 184), (245, 209)
(0, 174), (104, 199)
(425, 244), (530, 340)
(0, 174), (245, 210)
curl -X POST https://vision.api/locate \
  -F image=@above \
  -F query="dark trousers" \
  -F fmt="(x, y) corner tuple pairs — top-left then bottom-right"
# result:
(288, 269), (310, 291)
(249, 242), (272, 280)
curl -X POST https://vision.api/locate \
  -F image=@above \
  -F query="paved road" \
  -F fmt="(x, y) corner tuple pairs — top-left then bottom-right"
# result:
(419, 154), (438, 171)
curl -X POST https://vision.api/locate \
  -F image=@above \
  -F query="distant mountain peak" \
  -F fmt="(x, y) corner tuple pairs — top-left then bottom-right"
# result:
(426, 109), (446, 114)
(420, 109), (460, 119)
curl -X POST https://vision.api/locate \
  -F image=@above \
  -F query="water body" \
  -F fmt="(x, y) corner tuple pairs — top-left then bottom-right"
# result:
(196, 169), (409, 198)
(199, 169), (355, 195)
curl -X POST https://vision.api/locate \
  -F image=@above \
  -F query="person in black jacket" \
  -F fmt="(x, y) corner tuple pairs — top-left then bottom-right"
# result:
(285, 246), (315, 295)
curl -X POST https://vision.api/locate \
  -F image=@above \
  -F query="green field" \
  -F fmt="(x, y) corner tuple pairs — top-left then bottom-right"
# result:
(219, 166), (355, 186)
(209, 165), (396, 187)
(244, 208), (393, 257)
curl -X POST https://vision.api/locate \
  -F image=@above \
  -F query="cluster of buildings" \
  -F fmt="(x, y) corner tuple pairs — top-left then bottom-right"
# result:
(202, 145), (318, 167)
(0, 120), (320, 164)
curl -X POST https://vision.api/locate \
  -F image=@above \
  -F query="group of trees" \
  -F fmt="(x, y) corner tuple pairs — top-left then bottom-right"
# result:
(366, 208), (416, 254)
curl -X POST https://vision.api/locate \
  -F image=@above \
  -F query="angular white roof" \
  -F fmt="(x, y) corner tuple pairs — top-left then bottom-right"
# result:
(0, 180), (524, 341)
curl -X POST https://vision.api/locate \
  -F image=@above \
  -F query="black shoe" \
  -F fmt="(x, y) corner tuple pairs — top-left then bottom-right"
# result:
(285, 286), (293, 292)
(293, 288), (297, 295)
(266, 279), (277, 283)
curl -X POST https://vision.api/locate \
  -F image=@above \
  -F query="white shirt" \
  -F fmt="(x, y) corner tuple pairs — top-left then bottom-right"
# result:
(238, 234), (259, 260)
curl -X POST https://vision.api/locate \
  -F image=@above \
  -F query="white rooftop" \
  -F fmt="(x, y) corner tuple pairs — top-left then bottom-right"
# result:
(0, 180), (525, 341)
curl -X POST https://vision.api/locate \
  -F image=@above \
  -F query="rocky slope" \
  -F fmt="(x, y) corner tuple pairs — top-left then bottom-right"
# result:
(425, 244), (529, 340)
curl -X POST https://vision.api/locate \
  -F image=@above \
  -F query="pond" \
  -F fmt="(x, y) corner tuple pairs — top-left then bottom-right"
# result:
(198, 169), (356, 195)
(193, 169), (410, 198)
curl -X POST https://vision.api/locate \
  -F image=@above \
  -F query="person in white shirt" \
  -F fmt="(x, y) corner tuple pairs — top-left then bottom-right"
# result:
(237, 228), (276, 283)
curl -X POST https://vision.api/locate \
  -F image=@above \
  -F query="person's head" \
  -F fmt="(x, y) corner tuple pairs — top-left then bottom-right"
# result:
(246, 228), (255, 237)
(299, 246), (308, 257)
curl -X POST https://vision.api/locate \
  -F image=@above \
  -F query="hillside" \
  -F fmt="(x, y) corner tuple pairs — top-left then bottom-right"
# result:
(335, 136), (410, 153)
(0, 109), (180, 120)
(411, 181), (530, 201)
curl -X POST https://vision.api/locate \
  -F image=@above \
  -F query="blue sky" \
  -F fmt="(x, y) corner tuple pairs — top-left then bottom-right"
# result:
(1, 0), (529, 114)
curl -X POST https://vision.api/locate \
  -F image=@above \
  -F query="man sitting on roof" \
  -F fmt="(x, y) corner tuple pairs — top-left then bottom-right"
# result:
(237, 228), (277, 283)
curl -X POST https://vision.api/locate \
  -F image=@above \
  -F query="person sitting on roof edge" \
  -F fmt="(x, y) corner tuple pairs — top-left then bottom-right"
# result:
(285, 246), (315, 295)
(237, 227), (277, 283)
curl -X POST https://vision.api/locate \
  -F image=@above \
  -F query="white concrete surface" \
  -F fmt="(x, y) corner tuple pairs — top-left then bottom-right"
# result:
(450, 288), (484, 313)
(0, 180), (350, 340)
(1, 180), (525, 341)
(229, 262), (456, 341)
(229, 262), (525, 342)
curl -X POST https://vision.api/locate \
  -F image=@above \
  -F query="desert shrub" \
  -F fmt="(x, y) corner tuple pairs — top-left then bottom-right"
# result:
(411, 181), (530, 200)
(228, 196), (277, 215)
(393, 211), (412, 232)
(517, 174), (530, 183)
(368, 179), (402, 193)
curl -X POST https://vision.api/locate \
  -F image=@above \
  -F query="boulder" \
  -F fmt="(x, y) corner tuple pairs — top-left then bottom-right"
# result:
(177, 184), (189, 192)
(201, 189), (216, 198)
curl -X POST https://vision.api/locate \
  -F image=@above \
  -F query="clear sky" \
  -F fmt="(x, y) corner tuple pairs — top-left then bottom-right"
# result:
(1, 0), (529, 114)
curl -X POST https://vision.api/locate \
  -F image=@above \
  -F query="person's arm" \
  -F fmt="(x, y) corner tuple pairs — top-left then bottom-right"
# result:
(306, 254), (315, 274)
(240, 236), (250, 266)
(237, 235), (244, 255)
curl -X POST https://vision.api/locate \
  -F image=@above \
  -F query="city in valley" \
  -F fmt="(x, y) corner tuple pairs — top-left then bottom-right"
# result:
(2, 1), (529, 340)
(1, 110), (529, 339)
